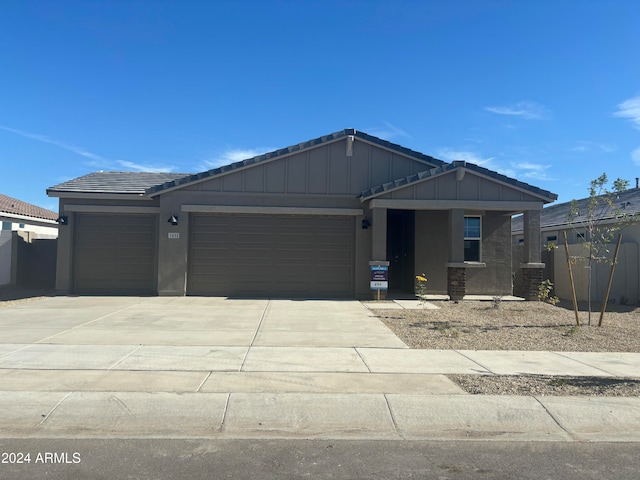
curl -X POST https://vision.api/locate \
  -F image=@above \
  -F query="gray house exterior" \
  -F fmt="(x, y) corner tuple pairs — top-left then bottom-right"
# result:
(47, 129), (557, 299)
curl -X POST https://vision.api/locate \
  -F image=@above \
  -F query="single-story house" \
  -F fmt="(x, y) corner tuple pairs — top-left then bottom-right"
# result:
(512, 186), (640, 304)
(1, 193), (58, 236)
(47, 129), (557, 299)
(1, 193), (58, 287)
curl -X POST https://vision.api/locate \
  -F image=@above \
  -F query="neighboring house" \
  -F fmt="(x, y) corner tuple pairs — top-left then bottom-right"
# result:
(0, 193), (58, 287)
(512, 187), (640, 304)
(47, 129), (557, 299)
(0, 193), (58, 236)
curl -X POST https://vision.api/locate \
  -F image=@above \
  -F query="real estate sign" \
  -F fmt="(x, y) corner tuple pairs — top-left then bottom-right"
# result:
(370, 264), (389, 290)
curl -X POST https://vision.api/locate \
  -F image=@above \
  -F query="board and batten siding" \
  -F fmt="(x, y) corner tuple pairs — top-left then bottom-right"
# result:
(181, 139), (437, 196)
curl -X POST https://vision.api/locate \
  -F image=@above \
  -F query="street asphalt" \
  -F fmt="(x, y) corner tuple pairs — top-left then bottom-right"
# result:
(0, 296), (639, 442)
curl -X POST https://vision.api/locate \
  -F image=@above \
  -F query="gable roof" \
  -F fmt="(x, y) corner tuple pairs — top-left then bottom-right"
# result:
(0, 193), (58, 221)
(360, 160), (558, 203)
(145, 128), (448, 196)
(45, 130), (557, 205)
(47, 172), (192, 196)
(511, 187), (640, 234)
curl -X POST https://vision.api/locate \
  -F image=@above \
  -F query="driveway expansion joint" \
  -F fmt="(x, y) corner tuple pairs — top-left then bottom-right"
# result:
(532, 396), (584, 442)
(453, 350), (495, 374)
(551, 351), (619, 377)
(39, 391), (72, 425)
(108, 344), (143, 370)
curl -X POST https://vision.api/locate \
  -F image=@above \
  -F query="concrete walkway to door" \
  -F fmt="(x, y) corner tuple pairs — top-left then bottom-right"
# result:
(1, 296), (639, 442)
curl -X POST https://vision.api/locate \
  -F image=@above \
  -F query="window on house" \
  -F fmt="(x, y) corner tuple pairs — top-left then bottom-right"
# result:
(576, 232), (586, 243)
(1, 221), (11, 231)
(546, 235), (557, 242)
(19, 223), (25, 229)
(464, 216), (481, 261)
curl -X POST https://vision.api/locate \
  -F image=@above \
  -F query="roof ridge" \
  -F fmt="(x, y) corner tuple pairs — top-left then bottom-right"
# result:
(146, 129), (447, 195)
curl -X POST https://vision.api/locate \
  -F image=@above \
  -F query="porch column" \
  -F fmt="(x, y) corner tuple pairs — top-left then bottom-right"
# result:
(447, 208), (466, 300)
(371, 207), (387, 261)
(370, 207), (387, 299)
(520, 209), (545, 301)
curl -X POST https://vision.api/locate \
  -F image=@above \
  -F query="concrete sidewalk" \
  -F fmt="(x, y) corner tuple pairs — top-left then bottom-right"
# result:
(0, 296), (639, 441)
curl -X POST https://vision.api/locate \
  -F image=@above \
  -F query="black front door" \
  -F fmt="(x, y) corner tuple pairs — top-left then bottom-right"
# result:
(386, 209), (415, 293)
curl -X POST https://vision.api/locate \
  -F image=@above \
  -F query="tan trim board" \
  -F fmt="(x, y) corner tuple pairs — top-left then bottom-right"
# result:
(369, 199), (543, 211)
(182, 205), (364, 216)
(64, 205), (161, 214)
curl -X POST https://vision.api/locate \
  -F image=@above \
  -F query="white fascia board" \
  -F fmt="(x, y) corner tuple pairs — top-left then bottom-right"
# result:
(0, 213), (57, 227)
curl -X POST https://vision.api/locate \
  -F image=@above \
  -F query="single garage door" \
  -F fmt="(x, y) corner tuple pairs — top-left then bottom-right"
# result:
(188, 214), (354, 297)
(73, 214), (157, 294)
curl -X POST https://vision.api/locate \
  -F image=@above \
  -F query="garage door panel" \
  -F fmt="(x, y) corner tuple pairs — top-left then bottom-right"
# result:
(73, 214), (157, 294)
(188, 214), (354, 297)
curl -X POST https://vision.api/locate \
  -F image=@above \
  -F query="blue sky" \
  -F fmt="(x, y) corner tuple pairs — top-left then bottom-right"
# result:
(2, 0), (639, 211)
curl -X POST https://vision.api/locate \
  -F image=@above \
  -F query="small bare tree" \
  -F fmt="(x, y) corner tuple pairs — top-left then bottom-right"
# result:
(566, 173), (637, 325)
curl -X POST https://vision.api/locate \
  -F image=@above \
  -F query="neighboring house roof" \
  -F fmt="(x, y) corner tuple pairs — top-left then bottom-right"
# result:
(359, 160), (558, 202)
(0, 193), (58, 222)
(512, 187), (640, 234)
(47, 172), (192, 195)
(145, 129), (448, 196)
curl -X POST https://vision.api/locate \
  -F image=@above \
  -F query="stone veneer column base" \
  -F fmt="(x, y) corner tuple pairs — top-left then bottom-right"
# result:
(520, 263), (545, 301)
(447, 267), (466, 301)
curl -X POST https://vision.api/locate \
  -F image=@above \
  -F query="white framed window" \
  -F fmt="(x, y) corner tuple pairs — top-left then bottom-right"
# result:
(464, 216), (481, 262)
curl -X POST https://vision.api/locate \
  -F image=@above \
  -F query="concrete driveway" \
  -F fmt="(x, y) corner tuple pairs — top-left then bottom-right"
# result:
(0, 296), (407, 347)
(1, 296), (639, 442)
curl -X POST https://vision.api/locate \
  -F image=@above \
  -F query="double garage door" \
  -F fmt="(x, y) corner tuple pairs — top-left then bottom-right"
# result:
(188, 214), (355, 298)
(73, 214), (157, 294)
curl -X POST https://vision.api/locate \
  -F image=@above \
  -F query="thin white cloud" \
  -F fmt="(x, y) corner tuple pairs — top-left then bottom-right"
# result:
(613, 95), (640, 129)
(436, 148), (496, 167)
(570, 141), (616, 153)
(0, 125), (104, 161)
(436, 147), (557, 181)
(631, 147), (640, 166)
(512, 161), (554, 181)
(365, 122), (411, 141)
(484, 101), (549, 120)
(200, 147), (273, 170)
(117, 160), (176, 172)
(0, 125), (176, 172)
(436, 147), (517, 176)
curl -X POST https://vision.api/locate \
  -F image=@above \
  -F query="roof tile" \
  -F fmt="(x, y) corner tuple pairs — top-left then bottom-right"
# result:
(0, 193), (58, 221)
(47, 172), (192, 195)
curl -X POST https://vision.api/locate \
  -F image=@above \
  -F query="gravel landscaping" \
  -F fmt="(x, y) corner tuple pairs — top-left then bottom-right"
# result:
(372, 299), (640, 396)
(0, 286), (56, 307)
